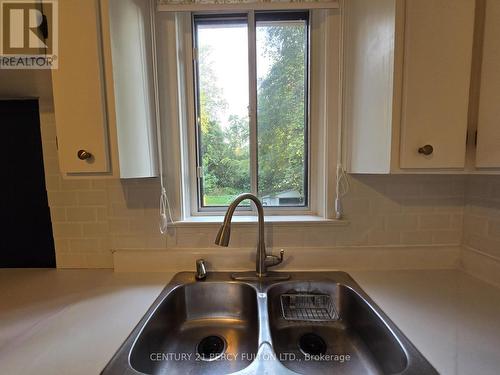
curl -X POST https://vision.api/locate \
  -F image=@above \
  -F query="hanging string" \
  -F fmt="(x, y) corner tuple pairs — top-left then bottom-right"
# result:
(149, 0), (173, 234)
(334, 4), (349, 220)
(335, 163), (350, 219)
(159, 187), (174, 234)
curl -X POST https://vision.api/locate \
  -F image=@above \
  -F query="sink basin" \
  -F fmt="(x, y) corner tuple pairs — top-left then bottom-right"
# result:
(102, 272), (437, 375)
(268, 281), (407, 375)
(130, 281), (259, 375)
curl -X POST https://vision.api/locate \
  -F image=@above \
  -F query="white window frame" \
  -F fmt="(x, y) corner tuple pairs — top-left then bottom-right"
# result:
(155, 9), (341, 221)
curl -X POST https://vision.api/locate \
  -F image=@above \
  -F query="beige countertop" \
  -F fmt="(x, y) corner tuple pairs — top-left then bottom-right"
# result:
(1, 268), (499, 375)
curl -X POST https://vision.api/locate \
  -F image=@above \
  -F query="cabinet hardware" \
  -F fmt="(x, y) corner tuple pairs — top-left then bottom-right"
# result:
(418, 145), (434, 156)
(77, 149), (92, 160)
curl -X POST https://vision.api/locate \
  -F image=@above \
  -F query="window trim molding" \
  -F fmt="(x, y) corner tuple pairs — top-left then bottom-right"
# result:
(156, 8), (341, 221)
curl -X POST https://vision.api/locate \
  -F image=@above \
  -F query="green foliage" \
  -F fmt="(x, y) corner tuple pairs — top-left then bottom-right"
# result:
(198, 24), (306, 205)
(198, 46), (250, 203)
(204, 195), (238, 206)
(257, 24), (306, 197)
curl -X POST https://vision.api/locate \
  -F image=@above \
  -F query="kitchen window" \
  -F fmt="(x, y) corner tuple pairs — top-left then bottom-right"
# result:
(157, 9), (338, 220)
(192, 11), (310, 211)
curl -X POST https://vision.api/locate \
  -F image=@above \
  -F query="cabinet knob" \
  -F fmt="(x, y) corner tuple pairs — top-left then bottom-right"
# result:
(418, 145), (433, 156)
(77, 149), (92, 160)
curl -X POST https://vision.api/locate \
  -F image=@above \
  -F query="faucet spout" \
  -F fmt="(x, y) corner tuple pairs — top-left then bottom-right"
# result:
(214, 193), (287, 280)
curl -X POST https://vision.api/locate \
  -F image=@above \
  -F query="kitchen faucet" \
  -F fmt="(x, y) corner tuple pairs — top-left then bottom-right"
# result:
(215, 193), (289, 281)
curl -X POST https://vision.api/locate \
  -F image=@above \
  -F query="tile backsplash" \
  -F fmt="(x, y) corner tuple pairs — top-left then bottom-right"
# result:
(40, 111), (466, 269)
(463, 175), (500, 261)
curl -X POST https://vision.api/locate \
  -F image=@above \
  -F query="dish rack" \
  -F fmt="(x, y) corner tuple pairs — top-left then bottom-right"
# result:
(280, 293), (338, 322)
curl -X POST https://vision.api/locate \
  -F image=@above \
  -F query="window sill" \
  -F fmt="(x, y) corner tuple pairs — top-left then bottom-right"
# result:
(173, 215), (349, 228)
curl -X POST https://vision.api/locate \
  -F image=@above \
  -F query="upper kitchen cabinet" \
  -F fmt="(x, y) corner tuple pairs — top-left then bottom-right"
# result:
(51, 0), (158, 178)
(475, 0), (500, 169)
(343, 0), (475, 173)
(52, 0), (108, 175)
(399, 0), (474, 169)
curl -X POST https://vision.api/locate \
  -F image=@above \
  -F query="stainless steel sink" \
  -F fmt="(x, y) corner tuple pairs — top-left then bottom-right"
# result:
(102, 272), (437, 375)
(268, 280), (408, 375)
(129, 281), (258, 375)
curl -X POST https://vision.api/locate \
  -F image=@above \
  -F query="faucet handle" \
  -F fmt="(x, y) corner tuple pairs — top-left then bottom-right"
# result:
(265, 249), (285, 268)
(276, 249), (284, 263)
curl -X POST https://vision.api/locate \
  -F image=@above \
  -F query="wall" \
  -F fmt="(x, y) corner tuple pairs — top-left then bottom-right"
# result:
(0, 70), (52, 112)
(463, 175), (500, 257)
(1, 70), (465, 269)
(462, 175), (500, 285)
(40, 108), (464, 268)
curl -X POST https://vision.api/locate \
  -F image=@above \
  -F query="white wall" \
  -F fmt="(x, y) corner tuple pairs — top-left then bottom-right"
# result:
(463, 176), (500, 258)
(0, 70), (53, 111)
(0, 70), (465, 269)
(41, 107), (464, 268)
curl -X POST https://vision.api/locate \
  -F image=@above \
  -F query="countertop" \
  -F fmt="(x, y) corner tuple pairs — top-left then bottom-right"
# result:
(1, 269), (499, 375)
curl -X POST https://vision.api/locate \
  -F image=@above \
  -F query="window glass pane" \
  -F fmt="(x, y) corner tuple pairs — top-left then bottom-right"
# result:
(195, 18), (250, 207)
(256, 14), (308, 207)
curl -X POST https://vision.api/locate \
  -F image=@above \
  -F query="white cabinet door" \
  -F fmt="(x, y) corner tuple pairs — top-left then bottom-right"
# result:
(52, 0), (110, 174)
(106, 0), (158, 178)
(399, 0), (474, 169)
(476, 0), (500, 168)
(343, 0), (397, 174)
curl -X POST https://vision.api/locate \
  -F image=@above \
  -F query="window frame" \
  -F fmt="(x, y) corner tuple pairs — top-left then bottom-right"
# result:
(192, 13), (252, 212)
(190, 10), (312, 214)
(166, 9), (339, 220)
(254, 11), (310, 211)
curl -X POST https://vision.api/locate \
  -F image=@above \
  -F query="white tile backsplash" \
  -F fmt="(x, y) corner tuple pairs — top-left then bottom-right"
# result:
(39, 112), (466, 269)
(463, 175), (500, 261)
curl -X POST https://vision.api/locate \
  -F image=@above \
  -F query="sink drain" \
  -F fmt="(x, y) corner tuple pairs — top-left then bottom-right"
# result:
(298, 333), (327, 356)
(197, 335), (227, 361)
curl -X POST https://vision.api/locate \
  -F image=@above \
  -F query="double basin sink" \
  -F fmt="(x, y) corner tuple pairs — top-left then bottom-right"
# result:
(102, 271), (437, 375)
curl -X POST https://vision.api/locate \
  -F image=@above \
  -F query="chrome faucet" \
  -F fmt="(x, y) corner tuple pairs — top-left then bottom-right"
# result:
(215, 193), (289, 281)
